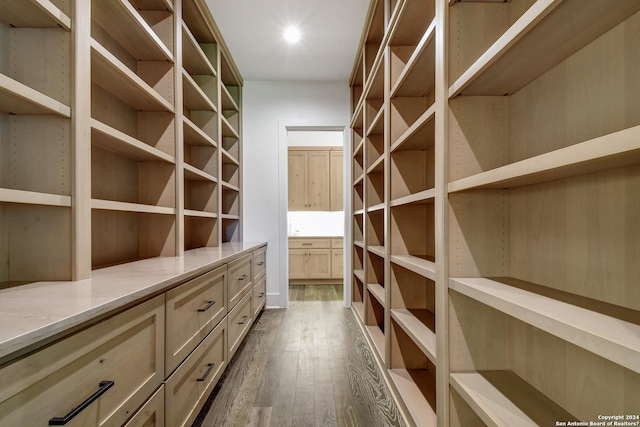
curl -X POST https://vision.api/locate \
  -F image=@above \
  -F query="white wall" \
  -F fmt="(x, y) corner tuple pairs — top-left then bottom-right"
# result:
(288, 130), (344, 146)
(242, 80), (350, 308)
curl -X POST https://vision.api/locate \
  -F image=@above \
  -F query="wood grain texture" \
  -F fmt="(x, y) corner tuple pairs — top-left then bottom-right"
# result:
(192, 285), (404, 427)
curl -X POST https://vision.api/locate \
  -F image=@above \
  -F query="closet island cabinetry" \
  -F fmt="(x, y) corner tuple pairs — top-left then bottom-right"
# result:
(349, 0), (640, 426)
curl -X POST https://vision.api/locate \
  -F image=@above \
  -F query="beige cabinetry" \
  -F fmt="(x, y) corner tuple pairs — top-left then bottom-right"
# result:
(0, 295), (165, 427)
(350, 0), (640, 425)
(289, 237), (343, 282)
(0, 244), (267, 427)
(288, 147), (343, 211)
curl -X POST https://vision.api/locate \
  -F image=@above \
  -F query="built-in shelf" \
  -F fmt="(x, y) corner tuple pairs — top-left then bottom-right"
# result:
(0, 0), (71, 30)
(220, 181), (239, 193)
(353, 240), (365, 249)
(0, 74), (70, 117)
(450, 371), (577, 426)
(390, 19), (436, 98)
(91, 199), (175, 215)
(184, 163), (217, 182)
(448, 125), (640, 192)
(390, 104), (435, 153)
(220, 213), (240, 220)
(0, 188), (71, 207)
(92, 0), (173, 62)
(221, 84), (239, 112)
(91, 39), (174, 112)
(221, 148), (239, 166)
(391, 309), (436, 364)
(368, 283), (386, 306)
(367, 106), (385, 137)
(390, 189), (435, 208)
(366, 325), (386, 361)
(390, 255), (436, 281)
(368, 245), (386, 258)
(449, 277), (640, 374)
(181, 22), (216, 76)
(184, 210), (217, 219)
(367, 155), (384, 174)
(354, 269), (365, 283)
(221, 115), (240, 139)
(183, 117), (217, 147)
(353, 301), (365, 322)
(91, 119), (175, 163)
(388, 369), (437, 427)
(182, 70), (216, 112)
(449, 0), (640, 97)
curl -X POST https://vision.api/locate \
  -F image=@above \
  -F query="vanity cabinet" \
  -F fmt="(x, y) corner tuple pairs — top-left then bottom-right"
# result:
(288, 147), (343, 211)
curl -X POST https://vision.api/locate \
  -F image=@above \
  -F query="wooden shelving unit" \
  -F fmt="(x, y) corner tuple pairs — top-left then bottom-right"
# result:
(349, 0), (640, 425)
(1, 0), (242, 284)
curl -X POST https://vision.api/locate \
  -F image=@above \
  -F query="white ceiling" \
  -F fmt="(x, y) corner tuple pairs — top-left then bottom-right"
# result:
(205, 0), (371, 82)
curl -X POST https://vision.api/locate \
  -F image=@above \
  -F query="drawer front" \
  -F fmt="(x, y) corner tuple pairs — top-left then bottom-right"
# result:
(165, 265), (227, 376)
(253, 246), (267, 281)
(228, 291), (253, 357)
(252, 276), (266, 317)
(331, 238), (343, 248)
(288, 238), (331, 249)
(165, 319), (227, 427)
(124, 385), (164, 427)
(228, 254), (252, 309)
(331, 248), (344, 279)
(0, 295), (165, 427)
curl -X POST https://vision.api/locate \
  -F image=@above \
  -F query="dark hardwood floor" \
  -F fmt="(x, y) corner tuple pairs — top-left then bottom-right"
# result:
(192, 284), (405, 427)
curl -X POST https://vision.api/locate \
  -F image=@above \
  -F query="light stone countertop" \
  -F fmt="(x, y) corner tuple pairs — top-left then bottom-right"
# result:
(0, 242), (266, 361)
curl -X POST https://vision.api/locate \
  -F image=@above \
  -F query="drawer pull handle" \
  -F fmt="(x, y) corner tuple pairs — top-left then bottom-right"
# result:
(238, 274), (248, 281)
(257, 261), (265, 266)
(302, 243), (312, 246)
(197, 363), (215, 382)
(238, 315), (249, 325)
(258, 292), (265, 297)
(49, 380), (115, 425)
(197, 300), (216, 312)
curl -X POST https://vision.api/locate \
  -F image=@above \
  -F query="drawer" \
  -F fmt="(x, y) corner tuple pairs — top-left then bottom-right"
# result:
(253, 246), (267, 281)
(331, 238), (343, 248)
(252, 276), (266, 318)
(124, 385), (164, 427)
(0, 295), (165, 427)
(289, 238), (331, 249)
(228, 254), (252, 309)
(165, 265), (227, 376)
(165, 319), (227, 427)
(228, 291), (253, 357)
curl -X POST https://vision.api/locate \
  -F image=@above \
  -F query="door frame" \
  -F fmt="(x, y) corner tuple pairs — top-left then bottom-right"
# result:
(278, 119), (352, 308)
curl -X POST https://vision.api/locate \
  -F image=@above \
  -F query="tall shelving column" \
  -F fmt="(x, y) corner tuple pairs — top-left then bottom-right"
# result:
(0, 0), (74, 284)
(446, 0), (640, 425)
(90, 0), (177, 269)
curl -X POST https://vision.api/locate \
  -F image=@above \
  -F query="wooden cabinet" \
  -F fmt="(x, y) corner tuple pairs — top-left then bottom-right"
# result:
(349, 0), (640, 425)
(288, 147), (343, 211)
(227, 253), (252, 309)
(124, 386), (165, 427)
(0, 295), (165, 427)
(289, 237), (343, 282)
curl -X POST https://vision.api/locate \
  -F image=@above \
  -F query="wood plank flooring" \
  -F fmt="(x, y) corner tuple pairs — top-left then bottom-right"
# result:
(192, 285), (405, 427)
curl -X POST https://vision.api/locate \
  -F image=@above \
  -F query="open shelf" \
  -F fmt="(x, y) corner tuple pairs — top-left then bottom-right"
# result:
(184, 177), (217, 214)
(0, 0), (71, 30)
(181, 22), (216, 77)
(390, 255), (436, 281)
(449, 125), (640, 192)
(366, 133), (384, 171)
(450, 277), (640, 374)
(388, 0), (435, 48)
(390, 200), (434, 262)
(449, 0), (640, 97)
(366, 170), (384, 207)
(366, 209), (384, 247)
(368, 283), (385, 306)
(91, 119), (175, 163)
(92, 0), (173, 63)
(365, 325), (385, 363)
(390, 19), (436, 98)
(221, 217), (240, 243)
(353, 240), (365, 249)
(388, 369), (437, 427)
(352, 301), (365, 323)
(367, 245), (385, 259)
(0, 75), (70, 117)
(183, 163), (216, 182)
(221, 115), (240, 139)
(351, 51), (364, 113)
(182, 70), (217, 112)
(221, 84), (240, 113)
(390, 120), (435, 201)
(222, 187), (239, 216)
(367, 247), (385, 282)
(353, 213), (364, 242)
(390, 309), (436, 365)
(390, 189), (435, 208)
(184, 215), (218, 250)
(450, 371), (577, 426)
(0, 188), (70, 207)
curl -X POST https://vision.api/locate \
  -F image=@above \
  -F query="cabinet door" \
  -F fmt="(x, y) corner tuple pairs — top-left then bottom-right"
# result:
(307, 151), (330, 210)
(331, 248), (343, 279)
(307, 249), (331, 279)
(330, 150), (343, 211)
(288, 151), (307, 210)
(289, 248), (308, 279)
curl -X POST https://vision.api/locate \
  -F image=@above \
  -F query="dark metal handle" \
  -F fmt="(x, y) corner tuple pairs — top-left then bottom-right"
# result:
(238, 315), (249, 325)
(238, 274), (248, 281)
(197, 300), (216, 312)
(49, 381), (115, 425)
(302, 243), (312, 246)
(197, 363), (215, 382)
(258, 292), (265, 297)
(257, 261), (265, 266)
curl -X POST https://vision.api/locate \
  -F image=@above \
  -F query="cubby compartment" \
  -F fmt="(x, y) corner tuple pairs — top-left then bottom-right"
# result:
(364, 59), (384, 132)
(222, 217), (240, 243)
(353, 243), (364, 272)
(351, 52), (364, 111)
(366, 170), (384, 208)
(365, 287), (385, 361)
(0, 204), (71, 285)
(184, 179), (217, 214)
(353, 143), (365, 183)
(448, 291), (639, 425)
(92, 145), (176, 209)
(366, 209), (384, 248)
(181, 21), (217, 77)
(222, 187), (239, 216)
(363, 0), (385, 80)
(353, 181), (364, 213)
(91, 210), (175, 269)
(390, 94), (434, 149)
(366, 134), (384, 172)
(390, 200), (435, 266)
(183, 71), (217, 112)
(353, 212), (364, 243)
(390, 114), (435, 202)
(389, 318), (437, 426)
(222, 156), (239, 188)
(366, 251), (385, 304)
(184, 215), (218, 250)
(352, 272), (365, 321)
(390, 262), (436, 363)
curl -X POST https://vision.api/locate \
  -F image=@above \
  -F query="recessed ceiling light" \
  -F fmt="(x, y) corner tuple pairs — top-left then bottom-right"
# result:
(284, 26), (301, 44)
